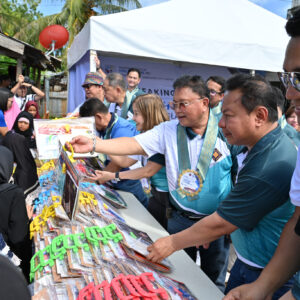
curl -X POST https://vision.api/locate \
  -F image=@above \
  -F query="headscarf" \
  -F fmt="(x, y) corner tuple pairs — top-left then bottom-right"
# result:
(0, 146), (15, 193)
(12, 111), (36, 149)
(12, 111), (34, 138)
(0, 255), (31, 299)
(24, 101), (40, 119)
(2, 132), (39, 196)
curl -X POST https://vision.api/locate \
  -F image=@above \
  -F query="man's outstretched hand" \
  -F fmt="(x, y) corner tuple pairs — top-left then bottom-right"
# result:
(66, 136), (93, 153)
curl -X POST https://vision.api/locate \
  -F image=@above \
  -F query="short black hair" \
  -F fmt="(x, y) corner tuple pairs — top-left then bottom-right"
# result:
(0, 88), (13, 112)
(226, 74), (278, 123)
(206, 76), (226, 93)
(173, 75), (209, 98)
(127, 68), (141, 78)
(286, 7), (300, 37)
(79, 98), (108, 117)
(273, 86), (286, 112)
(0, 74), (10, 83)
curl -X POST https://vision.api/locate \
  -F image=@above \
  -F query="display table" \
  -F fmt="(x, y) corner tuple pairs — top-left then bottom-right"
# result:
(117, 190), (224, 299)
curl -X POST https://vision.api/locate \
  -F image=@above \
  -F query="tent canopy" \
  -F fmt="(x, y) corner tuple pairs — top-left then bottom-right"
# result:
(68, 0), (289, 72)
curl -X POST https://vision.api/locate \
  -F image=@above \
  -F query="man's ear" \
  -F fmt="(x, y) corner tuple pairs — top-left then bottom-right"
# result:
(95, 113), (103, 122)
(202, 97), (210, 108)
(115, 86), (123, 94)
(254, 106), (269, 126)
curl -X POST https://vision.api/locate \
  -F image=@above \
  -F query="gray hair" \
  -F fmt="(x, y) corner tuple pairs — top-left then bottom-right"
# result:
(106, 72), (126, 91)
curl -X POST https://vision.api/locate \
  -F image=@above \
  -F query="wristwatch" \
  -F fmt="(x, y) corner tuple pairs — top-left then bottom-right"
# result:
(90, 136), (96, 155)
(115, 172), (121, 182)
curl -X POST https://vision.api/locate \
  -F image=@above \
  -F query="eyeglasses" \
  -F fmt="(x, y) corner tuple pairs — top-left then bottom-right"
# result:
(169, 98), (204, 110)
(83, 84), (98, 89)
(209, 89), (222, 96)
(277, 72), (300, 92)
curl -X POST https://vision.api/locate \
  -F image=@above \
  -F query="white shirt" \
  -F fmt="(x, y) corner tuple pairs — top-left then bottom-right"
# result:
(290, 148), (300, 207)
(108, 103), (133, 120)
(14, 94), (35, 110)
(134, 120), (230, 210)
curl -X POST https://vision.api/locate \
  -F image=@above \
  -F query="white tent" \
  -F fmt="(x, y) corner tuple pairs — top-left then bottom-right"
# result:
(67, 0), (289, 112)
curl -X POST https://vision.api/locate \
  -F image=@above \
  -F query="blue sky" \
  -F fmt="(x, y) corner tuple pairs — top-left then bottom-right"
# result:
(38, 0), (293, 18)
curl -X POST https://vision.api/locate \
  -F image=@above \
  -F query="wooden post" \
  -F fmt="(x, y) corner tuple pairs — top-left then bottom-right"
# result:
(36, 69), (41, 89)
(16, 58), (23, 80)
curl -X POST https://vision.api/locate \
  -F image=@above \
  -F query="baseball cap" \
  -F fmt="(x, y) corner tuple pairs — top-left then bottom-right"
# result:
(82, 72), (104, 87)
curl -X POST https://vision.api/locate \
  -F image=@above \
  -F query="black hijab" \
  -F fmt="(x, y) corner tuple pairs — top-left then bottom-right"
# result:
(12, 111), (36, 149)
(0, 255), (31, 299)
(2, 132), (39, 196)
(12, 111), (34, 137)
(0, 146), (15, 193)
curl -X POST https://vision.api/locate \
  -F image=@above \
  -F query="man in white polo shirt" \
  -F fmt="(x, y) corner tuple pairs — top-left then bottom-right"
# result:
(68, 75), (238, 292)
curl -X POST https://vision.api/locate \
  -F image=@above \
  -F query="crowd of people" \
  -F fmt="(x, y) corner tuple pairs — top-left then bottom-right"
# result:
(66, 7), (300, 300)
(0, 5), (300, 300)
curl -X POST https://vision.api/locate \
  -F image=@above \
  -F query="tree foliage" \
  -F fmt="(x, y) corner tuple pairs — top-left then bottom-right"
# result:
(0, 0), (141, 70)
(0, 0), (43, 36)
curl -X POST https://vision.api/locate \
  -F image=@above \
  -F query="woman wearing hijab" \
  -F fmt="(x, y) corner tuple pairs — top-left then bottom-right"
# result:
(0, 146), (32, 282)
(0, 256), (31, 299)
(24, 100), (41, 119)
(12, 111), (36, 149)
(0, 90), (39, 197)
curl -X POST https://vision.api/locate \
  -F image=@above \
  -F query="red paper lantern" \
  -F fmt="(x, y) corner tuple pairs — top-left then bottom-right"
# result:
(39, 25), (69, 49)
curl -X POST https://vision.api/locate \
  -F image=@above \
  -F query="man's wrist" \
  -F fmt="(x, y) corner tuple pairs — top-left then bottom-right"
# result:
(90, 136), (96, 155)
(115, 172), (121, 182)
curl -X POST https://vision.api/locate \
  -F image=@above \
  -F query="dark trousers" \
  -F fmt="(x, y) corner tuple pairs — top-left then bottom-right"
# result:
(226, 259), (294, 299)
(147, 187), (169, 230)
(168, 210), (229, 292)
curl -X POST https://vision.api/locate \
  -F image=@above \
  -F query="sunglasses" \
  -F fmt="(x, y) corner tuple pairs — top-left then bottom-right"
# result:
(277, 72), (300, 92)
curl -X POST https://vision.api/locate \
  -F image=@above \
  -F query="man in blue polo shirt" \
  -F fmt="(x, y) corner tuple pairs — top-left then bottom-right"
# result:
(68, 75), (239, 292)
(145, 74), (297, 299)
(79, 98), (148, 207)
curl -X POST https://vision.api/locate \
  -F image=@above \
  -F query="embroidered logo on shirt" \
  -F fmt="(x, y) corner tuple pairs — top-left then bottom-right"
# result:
(212, 148), (222, 162)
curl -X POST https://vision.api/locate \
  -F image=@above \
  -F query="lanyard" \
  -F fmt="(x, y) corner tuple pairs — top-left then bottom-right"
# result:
(177, 111), (218, 183)
(120, 95), (131, 119)
(104, 114), (118, 140)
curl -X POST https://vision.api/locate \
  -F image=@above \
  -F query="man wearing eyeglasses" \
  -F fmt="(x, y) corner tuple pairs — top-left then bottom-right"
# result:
(67, 75), (237, 292)
(206, 76), (226, 118)
(275, 86), (300, 148)
(223, 8), (300, 300)
(71, 72), (105, 116)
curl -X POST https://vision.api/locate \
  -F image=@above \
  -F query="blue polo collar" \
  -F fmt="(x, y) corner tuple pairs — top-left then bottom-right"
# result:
(243, 125), (281, 165)
(98, 113), (115, 138)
